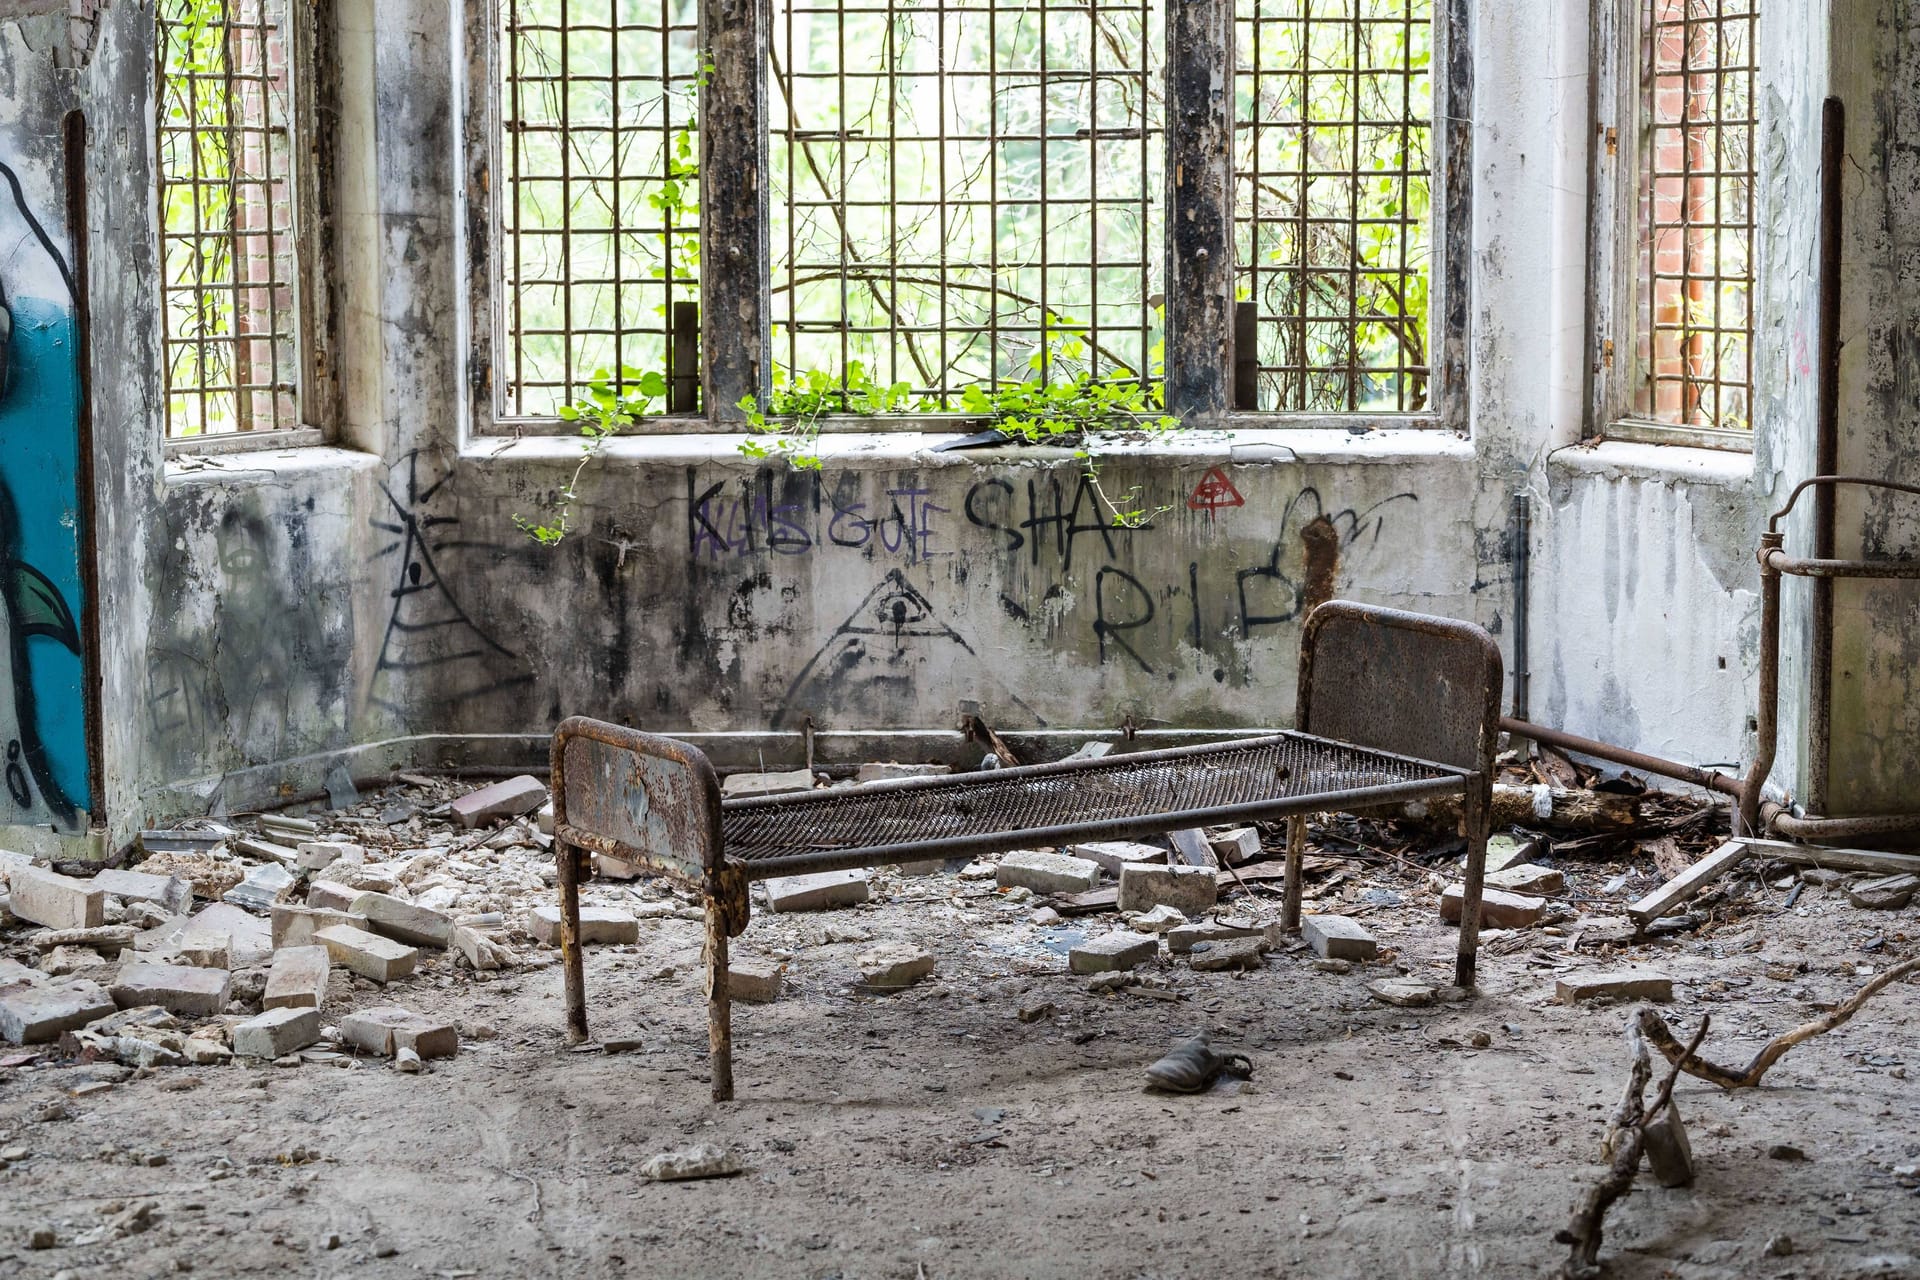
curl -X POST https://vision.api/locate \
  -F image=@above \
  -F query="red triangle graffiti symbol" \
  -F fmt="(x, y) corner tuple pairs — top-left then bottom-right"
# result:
(1187, 466), (1246, 514)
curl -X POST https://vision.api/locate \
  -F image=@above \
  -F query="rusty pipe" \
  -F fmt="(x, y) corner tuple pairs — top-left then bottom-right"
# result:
(1762, 802), (1920, 840)
(1739, 532), (1786, 836)
(1499, 717), (1743, 798)
(1810, 96), (1844, 812)
(1761, 548), (1920, 579)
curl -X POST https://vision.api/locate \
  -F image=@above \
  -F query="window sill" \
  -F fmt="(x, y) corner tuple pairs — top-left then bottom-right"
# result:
(1549, 437), (1754, 488)
(164, 427), (327, 459)
(164, 443), (379, 487)
(462, 423), (1474, 469)
(1597, 419), (1754, 453)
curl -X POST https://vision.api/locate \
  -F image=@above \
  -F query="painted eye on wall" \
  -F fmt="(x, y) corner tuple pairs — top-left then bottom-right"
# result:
(872, 587), (928, 630)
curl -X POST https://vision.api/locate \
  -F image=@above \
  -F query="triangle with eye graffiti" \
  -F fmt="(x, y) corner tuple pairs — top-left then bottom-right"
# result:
(774, 569), (1040, 729)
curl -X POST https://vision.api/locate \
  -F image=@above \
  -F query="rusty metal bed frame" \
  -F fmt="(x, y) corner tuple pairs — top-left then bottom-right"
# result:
(550, 601), (1503, 1101)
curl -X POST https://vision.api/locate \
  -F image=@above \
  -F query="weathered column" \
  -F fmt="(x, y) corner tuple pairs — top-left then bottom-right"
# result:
(1163, 0), (1235, 421)
(702, 0), (771, 422)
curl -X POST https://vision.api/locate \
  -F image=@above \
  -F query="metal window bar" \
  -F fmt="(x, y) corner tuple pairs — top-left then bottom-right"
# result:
(1635, 0), (1755, 430)
(1233, 0), (1433, 414)
(497, 0), (702, 418)
(157, 0), (300, 438)
(768, 0), (1165, 405)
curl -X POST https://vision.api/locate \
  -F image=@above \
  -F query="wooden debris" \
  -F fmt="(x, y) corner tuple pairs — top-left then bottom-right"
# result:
(1636, 955), (1920, 1089)
(1626, 840), (1749, 927)
(1743, 838), (1920, 877)
(1556, 1014), (1709, 1278)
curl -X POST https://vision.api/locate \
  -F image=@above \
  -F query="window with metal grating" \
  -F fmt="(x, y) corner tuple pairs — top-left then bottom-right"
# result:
(156, 0), (302, 438)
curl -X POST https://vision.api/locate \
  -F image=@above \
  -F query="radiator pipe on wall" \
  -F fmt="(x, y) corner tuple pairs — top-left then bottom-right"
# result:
(1501, 716), (1744, 798)
(1510, 492), (1531, 732)
(1807, 96), (1844, 813)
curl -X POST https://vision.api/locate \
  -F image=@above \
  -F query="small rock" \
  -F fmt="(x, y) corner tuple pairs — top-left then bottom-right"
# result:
(1642, 1098), (1694, 1187)
(958, 862), (997, 881)
(729, 959), (783, 1003)
(720, 770), (817, 800)
(1367, 978), (1435, 1008)
(221, 864), (295, 913)
(27, 1225), (56, 1249)
(1069, 840), (1167, 877)
(338, 1006), (458, 1059)
(1555, 968), (1673, 1005)
(1767, 1143), (1808, 1162)
(996, 850), (1101, 896)
(1848, 873), (1918, 911)
(1116, 864), (1217, 916)
(763, 869), (870, 913)
(639, 1143), (739, 1181)
(1440, 885), (1546, 929)
(449, 775), (549, 827)
(1124, 904), (1188, 934)
(1765, 1235), (1795, 1257)
(174, 929), (231, 969)
(1209, 827), (1262, 865)
(394, 1046), (424, 1074)
(525, 904), (641, 947)
(1167, 919), (1264, 954)
(1029, 907), (1061, 926)
(1311, 957), (1352, 975)
(857, 944), (934, 992)
(1017, 1001), (1055, 1023)
(1485, 863), (1567, 895)
(1301, 914), (1377, 962)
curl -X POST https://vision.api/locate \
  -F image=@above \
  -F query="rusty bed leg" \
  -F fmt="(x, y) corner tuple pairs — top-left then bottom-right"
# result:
(557, 839), (589, 1044)
(705, 889), (734, 1103)
(1454, 776), (1488, 990)
(1281, 814), (1307, 931)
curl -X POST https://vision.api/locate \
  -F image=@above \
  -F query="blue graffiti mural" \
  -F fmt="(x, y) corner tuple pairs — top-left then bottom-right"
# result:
(0, 152), (90, 832)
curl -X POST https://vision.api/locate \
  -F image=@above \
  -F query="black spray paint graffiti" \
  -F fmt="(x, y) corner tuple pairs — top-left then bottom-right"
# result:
(964, 472), (1153, 572)
(689, 471), (951, 566)
(367, 451), (532, 714)
(774, 569), (1040, 729)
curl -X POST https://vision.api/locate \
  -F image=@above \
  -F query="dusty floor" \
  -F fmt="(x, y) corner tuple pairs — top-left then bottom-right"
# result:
(2, 782), (1918, 1279)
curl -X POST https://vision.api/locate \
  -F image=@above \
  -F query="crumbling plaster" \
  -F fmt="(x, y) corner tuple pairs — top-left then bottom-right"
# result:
(3, 0), (1895, 857)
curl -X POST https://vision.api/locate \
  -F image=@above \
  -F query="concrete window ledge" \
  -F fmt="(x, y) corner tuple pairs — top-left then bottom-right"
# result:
(1547, 438), (1754, 489)
(462, 426), (1478, 471)
(164, 444), (382, 488)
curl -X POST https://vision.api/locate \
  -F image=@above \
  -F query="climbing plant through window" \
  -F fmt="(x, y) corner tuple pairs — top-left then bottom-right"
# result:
(1634, 0), (1755, 430)
(157, 0), (301, 437)
(495, 0), (704, 419)
(769, 0), (1166, 403)
(1233, 0), (1433, 414)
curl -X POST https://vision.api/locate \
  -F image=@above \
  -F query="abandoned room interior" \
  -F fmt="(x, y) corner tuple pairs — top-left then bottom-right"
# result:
(1, 0), (1918, 1274)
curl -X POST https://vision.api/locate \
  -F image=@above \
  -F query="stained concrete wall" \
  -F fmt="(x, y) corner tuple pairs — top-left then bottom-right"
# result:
(7, 0), (1906, 856)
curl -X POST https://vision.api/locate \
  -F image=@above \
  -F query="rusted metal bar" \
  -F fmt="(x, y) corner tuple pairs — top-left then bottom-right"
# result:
(1761, 551), (1920, 580)
(1510, 493), (1531, 742)
(1281, 814), (1306, 932)
(1231, 300), (1257, 411)
(1767, 476), (1920, 533)
(65, 109), (106, 821)
(550, 729), (589, 1044)
(669, 300), (699, 414)
(1454, 775), (1487, 989)
(1434, 0), (1473, 429)
(1500, 717), (1743, 798)
(1763, 805), (1920, 840)
(702, 0), (769, 421)
(1739, 532), (1783, 836)
(1809, 97), (1845, 812)
(1163, 0), (1234, 419)
(704, 895), (733, 1103)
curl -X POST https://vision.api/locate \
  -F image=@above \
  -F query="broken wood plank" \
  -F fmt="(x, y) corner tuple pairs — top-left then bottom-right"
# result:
(1627, 840), (1749, 927)
(1739, 837), (1920, 878)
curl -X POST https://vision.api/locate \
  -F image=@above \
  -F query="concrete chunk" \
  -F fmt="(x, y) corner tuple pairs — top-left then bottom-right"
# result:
(1368, 978), (1436, 1008)
(233, 1007), (322, 1059)
(450, 775), (549, 828)
(263, 946), (331, 1011)
(857, 943), (935, 991)
(1848, 873), (1919, 910)
(222, 863), (295, 913)
(1191, 936), (1267, 971)
(1167, 919), (1264, 954)
(175, 904), (273, 966)
(1302, 914), (1378, 962)
(1481, 834), (1540, 875)
(4, 865), (104, 930)
(855, 762), (951, 783)
(1069, 931), (1158, 974)
(526, 905), (640, 946)
(306, 881), (361, 912)
(1642, 1098), (1695, 1187)
(0, 979), (116, 1045)
(350, 891), (453, 949)
(270, 903), (368, 949)
(338, 1006), (458, 1059)
(1486, 863), (1567, 895)
(1069, 840), (1166, 877)
(313, 926), (417, 984)
(720, 769), (817, 800)
(1555, 968), (1674, 1005)
(996, 850), (1101, 895)
(1209, 828), (1262, 865)
(109, 963), (230, 1017)
(175, 930), (231, 969)
(93, 869), (192, 916)
(1117, 863), (1218, 916)
(295, 842), (365, 873)
(1440, 885), (1547, 929)
(763, 869), (870, 913)
(728, 959), (783, 1003)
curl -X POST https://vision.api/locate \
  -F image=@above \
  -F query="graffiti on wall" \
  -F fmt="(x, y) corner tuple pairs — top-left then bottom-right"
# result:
(366, 451), (531, 715)
(0, 152), (89, 832)
(682, 465), (1420, 725)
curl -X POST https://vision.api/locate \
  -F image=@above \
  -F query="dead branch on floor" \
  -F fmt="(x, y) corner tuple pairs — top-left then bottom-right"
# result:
(1637, 955), (1920, 1089)
(1556, 1014), (1710, 1279)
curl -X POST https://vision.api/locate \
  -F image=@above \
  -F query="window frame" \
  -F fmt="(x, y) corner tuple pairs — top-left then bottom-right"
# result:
(157, 0), (336, 457)
(461, 0), (1471, 438)
(1585, 0), (1758, 453)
